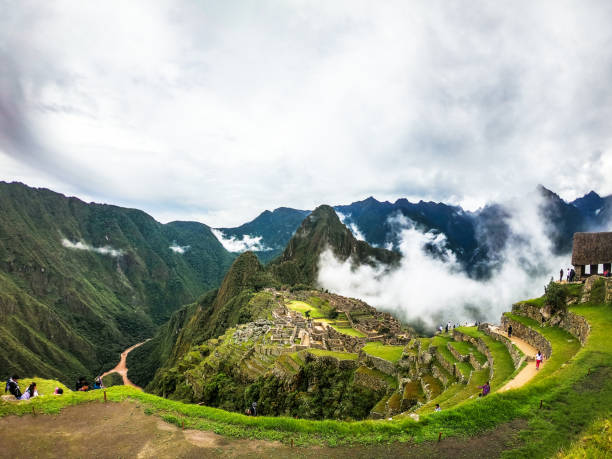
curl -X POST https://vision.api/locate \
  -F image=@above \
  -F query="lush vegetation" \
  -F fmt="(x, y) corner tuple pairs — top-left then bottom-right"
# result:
(0, 182), (235, 385)
(361, 342), (404, 363)
(101, 372), (123, 387)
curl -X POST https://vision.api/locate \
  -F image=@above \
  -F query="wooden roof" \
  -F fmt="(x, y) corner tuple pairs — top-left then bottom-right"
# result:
(571, 232), (612, 265)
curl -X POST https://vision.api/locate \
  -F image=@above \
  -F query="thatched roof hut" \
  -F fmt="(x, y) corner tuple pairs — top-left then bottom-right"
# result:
(572, 232), (612, 265)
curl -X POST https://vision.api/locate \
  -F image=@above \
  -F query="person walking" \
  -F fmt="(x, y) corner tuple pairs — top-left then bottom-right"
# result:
(536, 350), (543, 370)
(508, 324), (513, 338)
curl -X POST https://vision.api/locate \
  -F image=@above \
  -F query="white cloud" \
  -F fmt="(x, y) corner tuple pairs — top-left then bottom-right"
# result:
(169, 243), (190, 254)
(335, 211), (366, 241)
(317, 191), (567, 330)
(210, 229), (272, 253)
(1, 1), (611, 226)
(61, 238), (123, 257)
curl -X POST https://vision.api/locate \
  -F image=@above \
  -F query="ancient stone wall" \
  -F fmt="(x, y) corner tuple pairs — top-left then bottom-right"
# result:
(326, 326), (367, 352)
(353, 368), (392, 392)
(512, 303), (590, 345)
(500, 316), (552, 358)
(360, 351), (397, 376)
(453, 329), (494, 380)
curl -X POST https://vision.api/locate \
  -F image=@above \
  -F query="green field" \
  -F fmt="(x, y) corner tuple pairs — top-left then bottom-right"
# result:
(307, 349), (358, 360)
(286, 300), (325, 318)
(362, 342), (404, 363)
(330, 324), (366, 337)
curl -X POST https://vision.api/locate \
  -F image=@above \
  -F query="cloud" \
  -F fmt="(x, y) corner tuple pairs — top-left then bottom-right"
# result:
(211, 229), (272, 253)
(1, 2), (612, 226)
(317, 190), (568, 331)
(61, 238), (123, 257)
(335, 211), (366, 241)
(169, 243), (190, 254)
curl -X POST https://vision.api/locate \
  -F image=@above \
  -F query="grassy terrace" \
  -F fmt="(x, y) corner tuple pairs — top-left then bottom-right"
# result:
(430, 335), (472, 379)
(448, 340), (487, 365)
(355, 366), (397, 388)
(306, 349), (358, 360)
(455, 327), (515, 388)
(1, 303), (610, 456)
(329, 324), (366, 337)
(286, 300), (325, 318)
(361, 342), (404, 363)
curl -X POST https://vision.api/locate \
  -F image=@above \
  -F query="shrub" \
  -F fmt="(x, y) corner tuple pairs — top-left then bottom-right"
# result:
(544, 280), (567, 314)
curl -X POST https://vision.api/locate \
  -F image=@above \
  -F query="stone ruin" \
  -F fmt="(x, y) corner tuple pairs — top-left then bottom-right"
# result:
(572, 232), (612, 279)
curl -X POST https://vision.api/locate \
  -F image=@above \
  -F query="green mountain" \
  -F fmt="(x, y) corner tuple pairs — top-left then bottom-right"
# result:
(217, 207), (310, 263)
(270, 204), (400, 285)
(0, 181), (235, 384)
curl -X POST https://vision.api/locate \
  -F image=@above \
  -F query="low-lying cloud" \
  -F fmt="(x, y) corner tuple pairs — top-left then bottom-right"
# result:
(336, 211), (366, 241)
(169, 243), (190, 254)
(62, 238), (124, 257)
(318, 194), (568, 332)
(211, 229), (273, 253)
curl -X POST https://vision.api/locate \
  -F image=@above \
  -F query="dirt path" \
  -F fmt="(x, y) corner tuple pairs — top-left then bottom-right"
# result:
(489, 326), (544, 392)
(101, 340), (150, 389)
(0, 401), (526, 458)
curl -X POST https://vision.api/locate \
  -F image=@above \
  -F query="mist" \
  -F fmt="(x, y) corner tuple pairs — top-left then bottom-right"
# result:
(61, 238), (124, 257)
(211, 229), (273, 253)
(317, 192), (569, 332)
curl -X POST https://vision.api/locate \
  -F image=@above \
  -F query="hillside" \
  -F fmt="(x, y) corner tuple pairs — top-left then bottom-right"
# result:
(270, 204), (400, 285)
(0, 182), (235, 385)
(2, 278), (610, 458)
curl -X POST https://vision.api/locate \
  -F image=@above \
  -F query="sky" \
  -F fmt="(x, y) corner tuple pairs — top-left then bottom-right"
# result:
(1, 1), (612, 227)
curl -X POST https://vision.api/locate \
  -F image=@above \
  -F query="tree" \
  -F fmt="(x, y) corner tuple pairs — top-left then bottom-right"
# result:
(544, 280), (567, 314)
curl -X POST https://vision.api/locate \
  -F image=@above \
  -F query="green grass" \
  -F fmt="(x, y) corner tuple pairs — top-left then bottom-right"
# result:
(449, 340), (488, 364)
(307, 349), (358, 360)
(431, 335), (472, 379)
(286, 300), (325, 318)
(455, 327), (515, 388)
(329, 325), (366, 337)
(362, 342), (404, 363)
(101, 372), (124, 387)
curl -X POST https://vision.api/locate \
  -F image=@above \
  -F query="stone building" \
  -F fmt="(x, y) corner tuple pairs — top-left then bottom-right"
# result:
(571, 232), (612, 279)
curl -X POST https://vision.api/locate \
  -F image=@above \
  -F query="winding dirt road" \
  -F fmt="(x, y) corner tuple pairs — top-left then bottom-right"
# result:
(101, 339), (150, 389)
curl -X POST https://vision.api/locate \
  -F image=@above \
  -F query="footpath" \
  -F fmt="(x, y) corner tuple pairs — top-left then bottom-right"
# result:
(489, 326), (541, 392)
(101, 340), (150, 389)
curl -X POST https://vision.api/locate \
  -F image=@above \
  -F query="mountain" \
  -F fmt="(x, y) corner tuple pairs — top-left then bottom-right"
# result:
(0, 181), (235, 384)
(216, 207), (310, 263)
(270, 205), (400, 285)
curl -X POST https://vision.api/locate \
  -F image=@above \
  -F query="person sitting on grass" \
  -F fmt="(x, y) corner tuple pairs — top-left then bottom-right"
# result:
(478, 381), (490, 397)
(434, 404), (441, 412)
(20, 382), (38, 400)
(93, 376), (104, 390)
(5, 375), (22, 399)
(53, 387), (64, 395)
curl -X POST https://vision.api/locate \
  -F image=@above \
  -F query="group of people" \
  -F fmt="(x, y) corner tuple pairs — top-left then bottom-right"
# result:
(4, 374), (106, 401)
(75, 376), (104, 391)
(439, 320), (481, 334)
(4, 375), (52, 401)
(560, 268), (576, 282)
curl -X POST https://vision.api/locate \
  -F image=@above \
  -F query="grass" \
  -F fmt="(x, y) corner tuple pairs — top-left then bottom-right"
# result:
(455, 327), (515, 388)
(286, 300), (325, 318)
(101, 372), (124, 387)
(306, 349), (358, 360)
(431, 335), (473, 379)
(449, 340), (488, 365)
(329, 325), (366, 337)
(361, 342), (404, 363)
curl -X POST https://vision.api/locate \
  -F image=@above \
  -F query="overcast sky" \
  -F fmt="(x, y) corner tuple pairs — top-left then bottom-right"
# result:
(1, 1), (611, 227)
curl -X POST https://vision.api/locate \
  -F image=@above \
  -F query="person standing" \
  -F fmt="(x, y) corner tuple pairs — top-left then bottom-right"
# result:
(560, 269), (563, 282)
(536, 351), (543, 370)
(508, 324), (513, 338)
(566, 268), (571, 282)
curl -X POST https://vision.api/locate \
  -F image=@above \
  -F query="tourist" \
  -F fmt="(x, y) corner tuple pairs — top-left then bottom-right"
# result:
(434, 404), (441, 412)
(570, 268), (576, 282)
(251, 401), (258, 416)
(53, 387), (63, 395)
(5, 375), (22, 399)
(478, 381), (490, 397)
(93, 376), (104, 390)
(20, 382), (38, 400)
(559, 269), (563, 282)
(508, 324), (513, 338)
(566, 268), (571, 282)
(536, 351), (543, 370)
